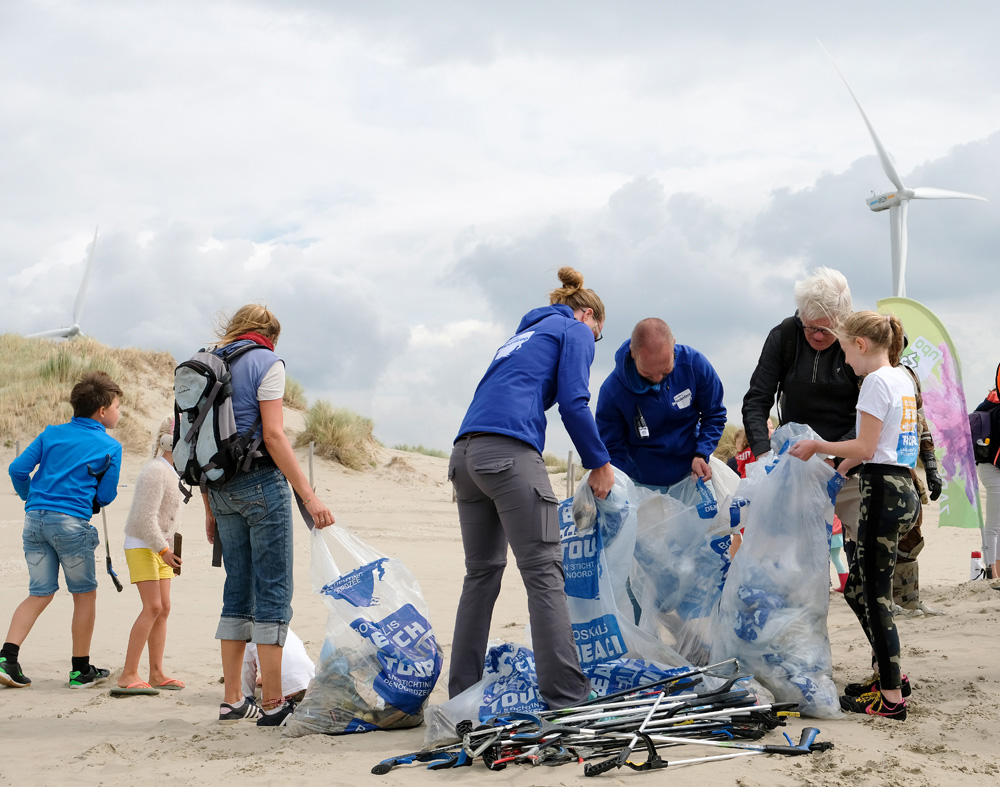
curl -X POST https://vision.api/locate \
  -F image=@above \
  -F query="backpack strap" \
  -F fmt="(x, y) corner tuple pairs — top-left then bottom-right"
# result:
(774, 315), (800, 423)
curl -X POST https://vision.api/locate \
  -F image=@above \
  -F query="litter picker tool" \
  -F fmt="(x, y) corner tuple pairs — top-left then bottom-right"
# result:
(87, 455), (122, 592)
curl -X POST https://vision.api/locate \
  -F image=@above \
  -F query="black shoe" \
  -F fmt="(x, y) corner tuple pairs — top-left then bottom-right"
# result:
(844, 672), (910, 698)
(0, 657), (30, 688)
(69, 665), (110, 689)
(219, 696), (262, 724)
(257, 701), (294, 727)
(840, 690), (907, 720)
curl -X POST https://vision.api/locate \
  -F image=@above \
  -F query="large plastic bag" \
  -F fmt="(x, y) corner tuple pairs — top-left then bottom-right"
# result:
(629, 465), (739, 665)
(710, 423), (845, 719)
(284, 526), (442, 737)
(558, 469), (688, 670)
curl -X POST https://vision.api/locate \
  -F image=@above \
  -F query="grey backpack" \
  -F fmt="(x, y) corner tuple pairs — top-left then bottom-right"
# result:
(173, 343), (269, 493)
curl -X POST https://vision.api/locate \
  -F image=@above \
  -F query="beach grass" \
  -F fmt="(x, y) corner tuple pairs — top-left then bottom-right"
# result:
(294, 400), (379, 471)
(393, 443), (449, 459)
(283, 376), (307, 411)
(0, 334), (175, 454)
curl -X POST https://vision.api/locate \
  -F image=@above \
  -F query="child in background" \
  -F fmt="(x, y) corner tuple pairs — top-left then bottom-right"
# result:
(1, 371), (123, 689)
(242, 629), (315, 704)
(114, 417), (184, 696)
(789, 311), (919, 721)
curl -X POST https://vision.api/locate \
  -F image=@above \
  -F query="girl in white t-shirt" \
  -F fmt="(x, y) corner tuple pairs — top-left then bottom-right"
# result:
(789, 311), (919, 721)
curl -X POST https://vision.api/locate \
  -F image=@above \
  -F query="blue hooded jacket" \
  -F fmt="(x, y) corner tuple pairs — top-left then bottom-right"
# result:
(596, 339), (726, 487)
(9, 417), (122, 520)
(456, 304), (611, 470)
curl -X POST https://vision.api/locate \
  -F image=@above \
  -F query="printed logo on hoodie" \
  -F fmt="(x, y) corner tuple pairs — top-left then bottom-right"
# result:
(494, 331), (535, 360)
(673, 389), (693, 409)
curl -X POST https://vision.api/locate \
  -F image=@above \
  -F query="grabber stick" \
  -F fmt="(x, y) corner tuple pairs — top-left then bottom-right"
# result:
(101, 508), (123, 592)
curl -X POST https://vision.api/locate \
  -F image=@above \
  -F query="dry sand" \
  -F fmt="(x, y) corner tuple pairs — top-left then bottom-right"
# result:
(1, 395), (999, 786)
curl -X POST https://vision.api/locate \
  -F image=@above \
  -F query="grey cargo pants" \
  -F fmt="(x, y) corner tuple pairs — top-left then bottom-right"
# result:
(447, 433), (591, 709)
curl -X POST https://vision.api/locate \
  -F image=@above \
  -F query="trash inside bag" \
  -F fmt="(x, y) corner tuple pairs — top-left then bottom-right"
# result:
(710, 423), (845, 719)
(629, 469), (738, 665)
(284, 526), (442, 737)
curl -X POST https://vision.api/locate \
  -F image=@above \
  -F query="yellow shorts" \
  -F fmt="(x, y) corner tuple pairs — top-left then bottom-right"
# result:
(124, 548), (174, 583)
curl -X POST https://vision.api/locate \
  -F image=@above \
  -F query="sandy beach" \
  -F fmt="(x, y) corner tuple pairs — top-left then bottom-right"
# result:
(2, 397), (999, 787)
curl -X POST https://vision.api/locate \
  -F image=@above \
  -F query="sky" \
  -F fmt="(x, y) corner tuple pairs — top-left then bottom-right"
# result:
(3, 1), (999, 457)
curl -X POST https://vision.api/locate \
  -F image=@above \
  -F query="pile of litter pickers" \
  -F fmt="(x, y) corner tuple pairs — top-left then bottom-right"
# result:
(372, 660), (833, 776)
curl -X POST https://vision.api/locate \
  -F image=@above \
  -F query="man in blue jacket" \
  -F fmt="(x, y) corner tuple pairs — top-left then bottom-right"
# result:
(597, 318), (726, 488)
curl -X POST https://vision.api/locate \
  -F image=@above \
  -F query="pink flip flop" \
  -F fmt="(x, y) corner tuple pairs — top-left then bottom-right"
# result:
(155, 678), (186, 690)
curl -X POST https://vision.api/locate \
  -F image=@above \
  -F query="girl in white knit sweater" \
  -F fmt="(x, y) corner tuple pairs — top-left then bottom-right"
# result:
(114, 417), (184, 695)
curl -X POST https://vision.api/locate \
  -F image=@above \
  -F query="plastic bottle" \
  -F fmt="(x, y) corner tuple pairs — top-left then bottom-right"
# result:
(970, 551), (986, 581)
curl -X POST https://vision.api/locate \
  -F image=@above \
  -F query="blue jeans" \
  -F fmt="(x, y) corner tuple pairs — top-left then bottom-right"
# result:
(208, 466), (294, 646)
(22, 510), (99, 595)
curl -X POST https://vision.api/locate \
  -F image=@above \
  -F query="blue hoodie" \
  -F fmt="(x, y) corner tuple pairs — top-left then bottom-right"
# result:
(596, 339), (726, 487)
(456, 304), (611, 470)
(9, 417), (122, 520)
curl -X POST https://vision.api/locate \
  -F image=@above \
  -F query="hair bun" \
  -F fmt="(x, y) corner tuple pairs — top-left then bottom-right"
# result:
(557, 266), (584, 290)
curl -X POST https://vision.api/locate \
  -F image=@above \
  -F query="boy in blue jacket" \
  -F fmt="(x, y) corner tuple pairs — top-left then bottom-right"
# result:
(597, 318), (726, 488)
(1, 371), (123, 689)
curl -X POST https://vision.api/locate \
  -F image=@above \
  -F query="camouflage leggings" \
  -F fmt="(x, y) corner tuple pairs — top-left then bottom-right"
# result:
(843, 465), (920, 691)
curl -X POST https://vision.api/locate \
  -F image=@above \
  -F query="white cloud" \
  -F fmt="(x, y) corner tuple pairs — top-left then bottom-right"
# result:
(2, 0), (998, 455)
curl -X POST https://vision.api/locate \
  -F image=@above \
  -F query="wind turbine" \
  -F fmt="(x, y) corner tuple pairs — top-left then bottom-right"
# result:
(27, 226), (100, 340)
(820, 44), (987, 297)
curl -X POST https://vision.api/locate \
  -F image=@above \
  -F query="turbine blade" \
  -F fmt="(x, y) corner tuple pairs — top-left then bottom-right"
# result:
(26, 327), (74, 339)
(909, 186), (988, 202)
(73, 226), (99, 327)
(817, 41), (906, 191)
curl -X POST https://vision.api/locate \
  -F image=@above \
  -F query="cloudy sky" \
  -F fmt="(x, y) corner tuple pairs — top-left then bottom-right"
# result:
(3, 1), (999, 457)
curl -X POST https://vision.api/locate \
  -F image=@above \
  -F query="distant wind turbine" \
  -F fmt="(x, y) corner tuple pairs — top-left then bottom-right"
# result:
(27, 227), (100, 340)
(819, 43), (987, 298)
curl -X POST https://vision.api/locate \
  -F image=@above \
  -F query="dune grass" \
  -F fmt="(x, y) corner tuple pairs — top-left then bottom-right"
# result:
(283, 376), (307, 411)
(393, 443), (449, 459)
(543, 452), (584, 477)
(294, 400), (379, 471)
(0, 334), (175, 455)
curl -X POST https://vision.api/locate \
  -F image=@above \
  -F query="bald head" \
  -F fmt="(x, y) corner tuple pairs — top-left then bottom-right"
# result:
(630, 318), (675, 383)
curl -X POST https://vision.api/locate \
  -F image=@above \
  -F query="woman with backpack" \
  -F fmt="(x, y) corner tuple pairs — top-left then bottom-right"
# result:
(448, 267), (614, 710)
(974, 363), (1000, 580)
(202, 304), (334, 727)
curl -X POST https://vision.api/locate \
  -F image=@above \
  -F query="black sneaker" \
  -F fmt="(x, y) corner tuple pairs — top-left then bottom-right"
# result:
(0, 657), (30, 688)
(840, 690), (907, 720)
(844, 672), (910, 698)
(69, 665), (110, 689)
(256, 700), (294, 727)
(219, 696), (262, 724)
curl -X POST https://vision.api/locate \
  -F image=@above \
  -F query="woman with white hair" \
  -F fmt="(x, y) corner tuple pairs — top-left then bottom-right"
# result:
(741, 267), (863, 547)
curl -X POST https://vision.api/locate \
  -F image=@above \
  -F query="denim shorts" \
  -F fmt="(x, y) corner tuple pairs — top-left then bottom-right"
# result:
(22, 510), (100, 596)
(208, 466), (294, 646)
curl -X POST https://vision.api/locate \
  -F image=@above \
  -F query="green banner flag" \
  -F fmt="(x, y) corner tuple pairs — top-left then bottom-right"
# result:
(877, 297), (983, 529)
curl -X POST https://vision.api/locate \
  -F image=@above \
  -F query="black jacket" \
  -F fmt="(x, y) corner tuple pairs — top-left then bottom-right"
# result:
(742, 315), (861, 457)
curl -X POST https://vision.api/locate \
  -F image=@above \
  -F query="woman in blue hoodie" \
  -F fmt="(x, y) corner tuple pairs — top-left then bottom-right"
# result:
(448, 267), (614, 710)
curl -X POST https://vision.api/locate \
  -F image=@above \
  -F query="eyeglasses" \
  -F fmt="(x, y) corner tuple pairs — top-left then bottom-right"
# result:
(802, 324), (836, 338)
(594, 328), (603, 342)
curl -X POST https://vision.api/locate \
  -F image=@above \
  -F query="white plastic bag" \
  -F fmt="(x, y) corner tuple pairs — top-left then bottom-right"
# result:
(710, 423), (845, 719)
(284, 526), (442, 737)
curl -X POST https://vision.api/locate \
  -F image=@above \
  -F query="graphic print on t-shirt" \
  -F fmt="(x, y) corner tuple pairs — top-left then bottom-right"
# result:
(897, 395), (918, 467)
